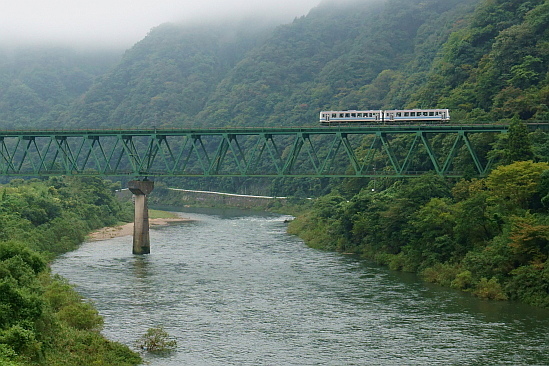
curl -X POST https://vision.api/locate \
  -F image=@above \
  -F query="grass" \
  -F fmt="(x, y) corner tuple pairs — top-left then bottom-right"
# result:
(148, 209), (180, 219)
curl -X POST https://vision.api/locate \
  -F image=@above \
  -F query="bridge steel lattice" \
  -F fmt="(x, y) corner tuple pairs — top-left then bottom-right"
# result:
(0, 125), (511, 179)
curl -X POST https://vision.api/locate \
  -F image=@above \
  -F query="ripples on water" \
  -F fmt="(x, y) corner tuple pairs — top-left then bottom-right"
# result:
(52, 209), (549, 365)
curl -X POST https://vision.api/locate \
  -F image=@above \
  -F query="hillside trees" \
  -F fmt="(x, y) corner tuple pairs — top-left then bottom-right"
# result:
(66, 20), (276, 128)
(415, 0), (549, 120)
(289, 160), (549, 307)
(56, 0), (480, 130)
(0, 177), (140, 365)
(0, 48), (120, 129)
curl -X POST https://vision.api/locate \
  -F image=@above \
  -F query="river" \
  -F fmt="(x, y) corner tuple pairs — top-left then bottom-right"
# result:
(51, 208), (549, 365)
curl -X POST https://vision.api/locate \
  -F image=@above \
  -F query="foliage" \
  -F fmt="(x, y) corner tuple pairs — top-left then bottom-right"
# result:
(136, 327), (177, 353)
(290, 157), (549, 308)
(0, 177), (140, 365)
(485, 160), (549, 210)
(505, 119), (534, 163)
(473, 277), (509, 300)
(0, 48), (120, 129)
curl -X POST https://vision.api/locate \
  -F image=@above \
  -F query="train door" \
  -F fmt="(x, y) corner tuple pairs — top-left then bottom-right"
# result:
(439, 110), (447, 121)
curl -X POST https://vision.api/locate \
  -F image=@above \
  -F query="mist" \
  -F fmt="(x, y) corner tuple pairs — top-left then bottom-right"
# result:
(0, 0), (324, 49)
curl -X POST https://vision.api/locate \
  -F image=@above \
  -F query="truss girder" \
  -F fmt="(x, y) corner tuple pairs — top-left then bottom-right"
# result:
(0, 125), (509, 178)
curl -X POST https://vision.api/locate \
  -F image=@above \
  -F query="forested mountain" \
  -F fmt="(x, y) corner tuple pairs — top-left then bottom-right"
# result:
(1, 0), (547, 129)
(414, 0), (549, 121)
(0, 48), (121, 129)
(63, 19), (277, 129)
(65, 0), (482, 128)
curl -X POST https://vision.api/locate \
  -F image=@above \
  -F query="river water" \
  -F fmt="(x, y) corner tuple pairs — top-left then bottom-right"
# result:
(51, 208), (549, 365)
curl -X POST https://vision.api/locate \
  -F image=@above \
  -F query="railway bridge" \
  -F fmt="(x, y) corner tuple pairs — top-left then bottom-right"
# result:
(0, 124), (535, 252)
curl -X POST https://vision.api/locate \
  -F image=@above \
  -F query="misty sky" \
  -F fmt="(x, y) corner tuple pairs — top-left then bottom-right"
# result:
(1, 0), (322, 49)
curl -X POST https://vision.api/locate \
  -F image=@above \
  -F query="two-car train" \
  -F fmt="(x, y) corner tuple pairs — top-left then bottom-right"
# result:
(319, 109), (450, 125)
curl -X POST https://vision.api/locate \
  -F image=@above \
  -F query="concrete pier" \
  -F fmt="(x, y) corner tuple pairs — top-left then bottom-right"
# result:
(128, 180), (154, 254)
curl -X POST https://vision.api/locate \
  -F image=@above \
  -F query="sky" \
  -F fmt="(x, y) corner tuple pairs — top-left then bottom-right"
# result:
(0, 0), (322, 49)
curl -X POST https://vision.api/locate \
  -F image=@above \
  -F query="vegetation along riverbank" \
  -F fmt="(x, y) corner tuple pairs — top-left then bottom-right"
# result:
(288, 123), (549, 309)
(0, 177), (142, 365)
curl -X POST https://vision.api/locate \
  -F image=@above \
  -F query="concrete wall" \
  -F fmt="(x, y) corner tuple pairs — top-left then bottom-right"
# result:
(150, 188), (287, 210)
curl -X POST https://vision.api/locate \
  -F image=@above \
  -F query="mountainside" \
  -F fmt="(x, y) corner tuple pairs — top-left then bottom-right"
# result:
(65, 0), (481, 128)
(414, 0), (549, 121)
(1, 0), (548, 129)
(0, 48), (121, 129)
(197, 0), (477, 127)
(63, 19), (277, 129)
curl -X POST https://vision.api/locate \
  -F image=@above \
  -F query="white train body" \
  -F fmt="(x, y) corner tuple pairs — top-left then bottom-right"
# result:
(319, 109), (450, 124)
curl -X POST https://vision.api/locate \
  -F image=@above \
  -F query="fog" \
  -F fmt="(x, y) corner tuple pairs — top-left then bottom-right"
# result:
(0, 0), (323, 49)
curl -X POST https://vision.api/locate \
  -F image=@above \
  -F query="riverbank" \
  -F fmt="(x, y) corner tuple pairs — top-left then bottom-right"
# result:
(88, 216), (191, 241)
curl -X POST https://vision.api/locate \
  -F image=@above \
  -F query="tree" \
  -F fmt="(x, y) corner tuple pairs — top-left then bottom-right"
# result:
(505, 119), (533, 163)
(508, 214), (549, 265)
(486, 161), (549, 210)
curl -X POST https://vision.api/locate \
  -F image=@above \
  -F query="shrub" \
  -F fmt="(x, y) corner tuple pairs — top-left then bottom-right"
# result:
(56, 302), (103, 331)
(505, 264), (549, 307)
(421, 262), (461, 287)
(451, 270), (474, 290)
(136, 327), (177, 353)
(473, 277), (508, 300)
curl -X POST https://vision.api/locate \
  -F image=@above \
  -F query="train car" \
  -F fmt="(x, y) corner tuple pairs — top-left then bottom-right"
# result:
(320, 109), (450, 124)
(383, 109), (450, 123)
(319, 110), (383, 124)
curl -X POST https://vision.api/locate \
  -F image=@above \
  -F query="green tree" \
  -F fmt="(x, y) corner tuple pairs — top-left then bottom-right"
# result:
(505, 119), (534, 163)
(486, 161), (549, 210)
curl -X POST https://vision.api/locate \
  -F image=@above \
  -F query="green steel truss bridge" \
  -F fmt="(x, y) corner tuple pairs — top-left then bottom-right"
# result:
(0, 124), (526, 179)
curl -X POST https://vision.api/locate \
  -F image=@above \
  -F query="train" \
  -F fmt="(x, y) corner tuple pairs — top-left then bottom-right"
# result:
(319, 109), (450, 124)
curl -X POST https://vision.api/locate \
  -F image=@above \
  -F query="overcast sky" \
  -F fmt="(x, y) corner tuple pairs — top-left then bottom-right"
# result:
(0, 0), (322, 49)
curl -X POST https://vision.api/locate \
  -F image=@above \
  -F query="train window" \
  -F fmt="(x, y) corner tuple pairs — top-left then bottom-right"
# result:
(351, 113), (356, 117)
(396, 112), (402, 117)
(404, 112), (409, 117)
(357, 113), (362, 117)
(411, 112), (416, 116)
(339, 113), (344, 118)
(332, 113), (337, 118)
(429, 112), (434, 116)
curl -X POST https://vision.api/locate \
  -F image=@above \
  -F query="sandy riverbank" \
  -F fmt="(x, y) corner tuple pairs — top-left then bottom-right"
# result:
(87, 217), (191, 241)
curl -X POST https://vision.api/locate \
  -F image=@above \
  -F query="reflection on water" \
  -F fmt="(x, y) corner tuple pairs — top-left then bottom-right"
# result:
(52, 209), (549, 366)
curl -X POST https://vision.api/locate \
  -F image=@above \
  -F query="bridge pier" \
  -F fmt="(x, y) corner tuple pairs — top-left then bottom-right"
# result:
(128, 180), (154, 254)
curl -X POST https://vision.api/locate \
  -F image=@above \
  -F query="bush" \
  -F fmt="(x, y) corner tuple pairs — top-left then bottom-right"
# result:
(505, 264), (549, 307)
(421, 262), (461, 287)
(451, 270), (474, 290)
(136, 327), (177, 353)
(473, 277), (508, 300)
(56, 302), (103, 331)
